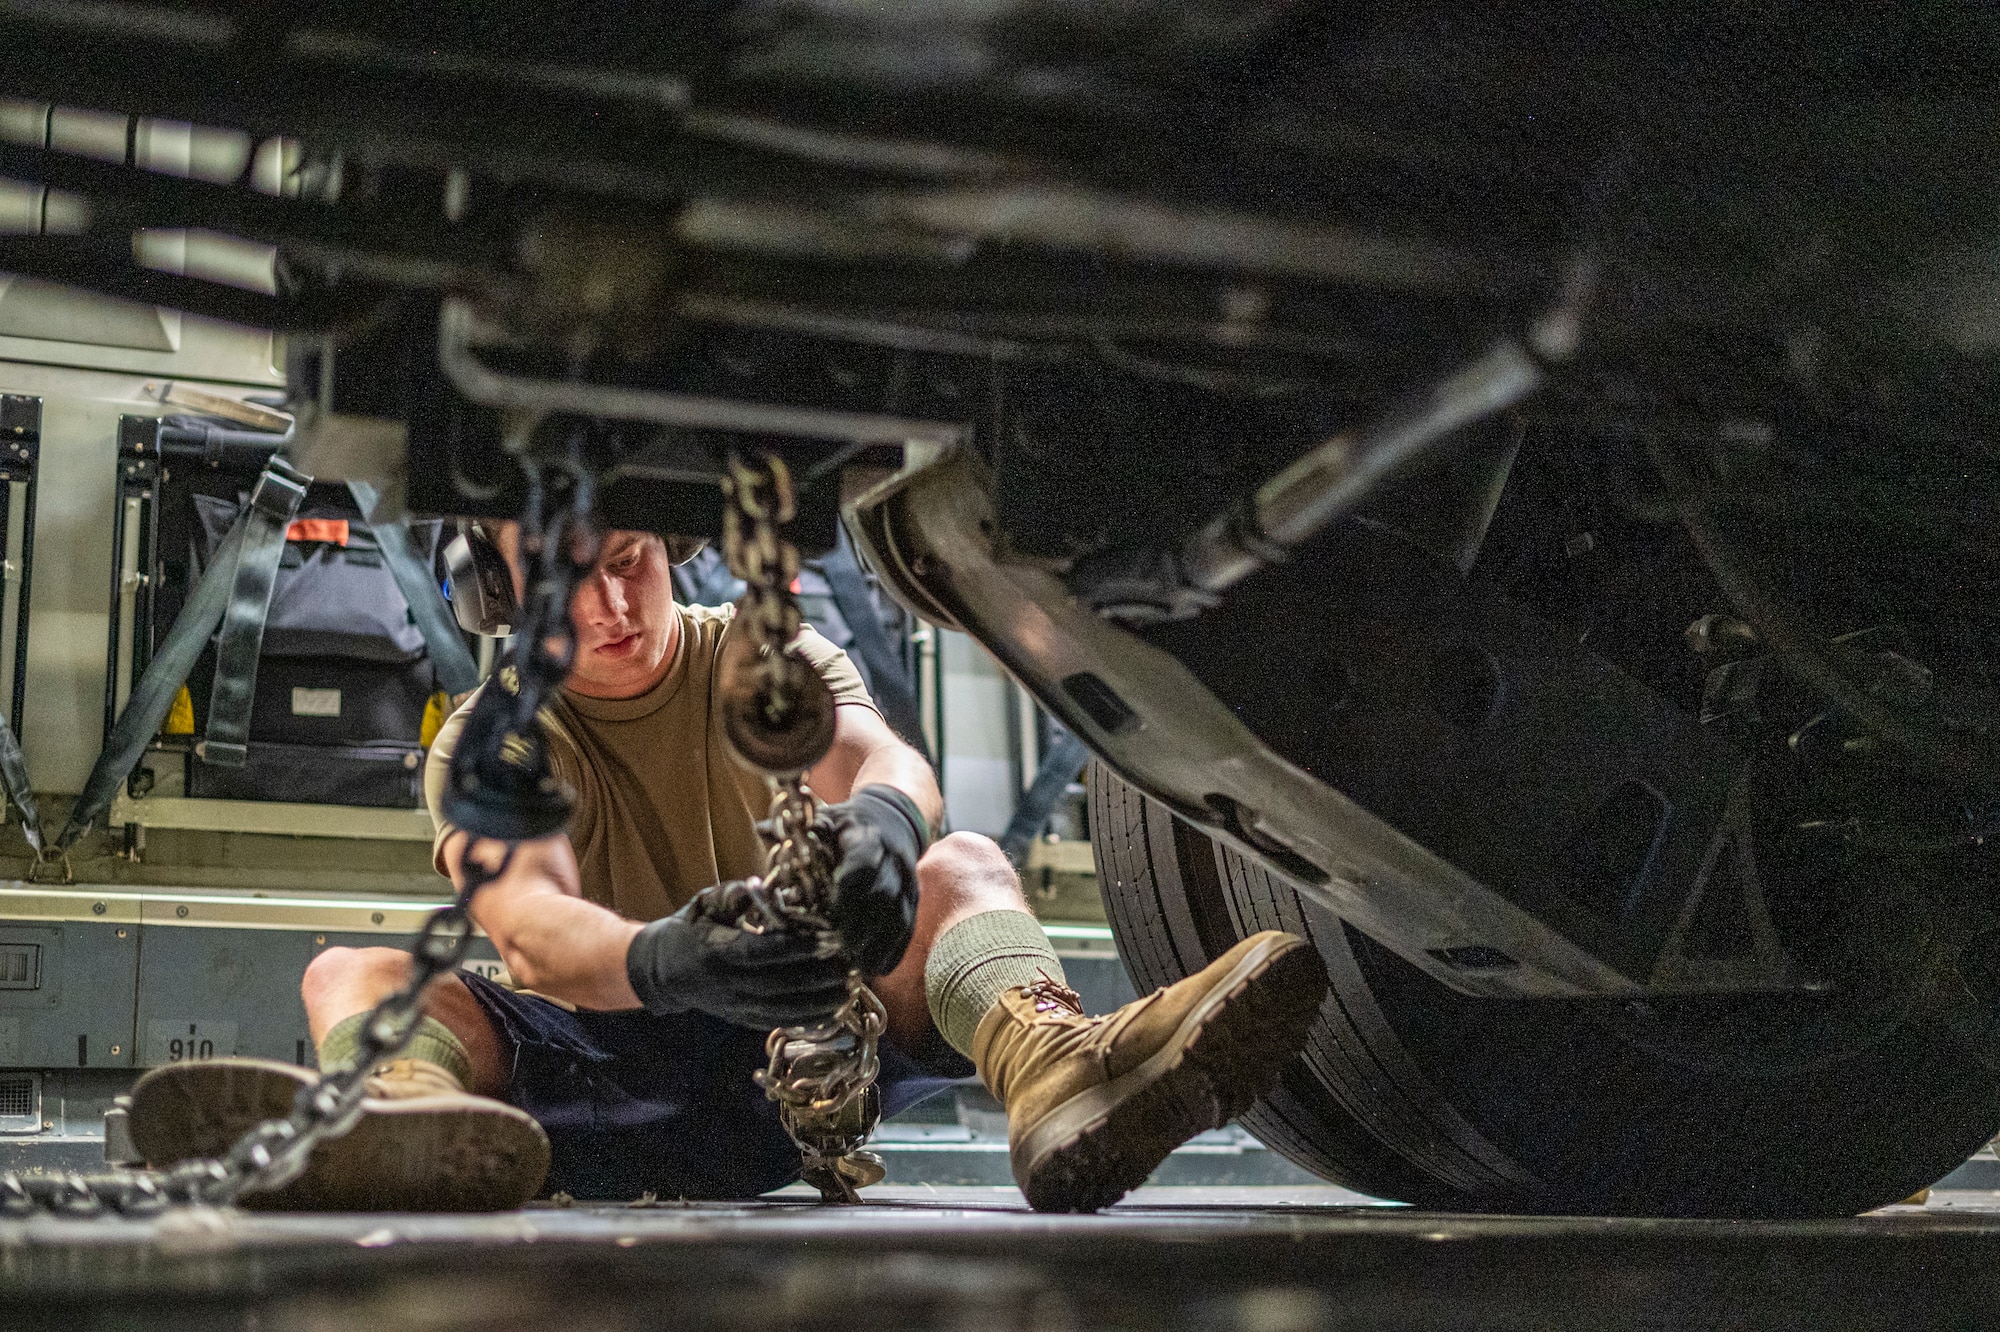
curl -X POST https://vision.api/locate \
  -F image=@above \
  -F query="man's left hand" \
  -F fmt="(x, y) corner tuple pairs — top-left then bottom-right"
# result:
(819, 784), (931, 975)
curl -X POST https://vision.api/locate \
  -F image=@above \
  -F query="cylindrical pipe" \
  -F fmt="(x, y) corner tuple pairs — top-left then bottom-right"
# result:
(1180, 339), (1544, 595)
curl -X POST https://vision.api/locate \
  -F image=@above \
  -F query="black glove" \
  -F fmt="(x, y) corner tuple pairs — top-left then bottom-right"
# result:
(626, 899), (850, 1030)
(820, 784), (931, 976)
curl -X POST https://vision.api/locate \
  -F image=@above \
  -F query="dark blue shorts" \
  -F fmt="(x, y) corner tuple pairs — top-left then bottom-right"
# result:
(457, 969), (972, 1200)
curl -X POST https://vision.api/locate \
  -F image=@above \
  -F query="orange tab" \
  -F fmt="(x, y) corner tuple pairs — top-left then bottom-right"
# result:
(286, 518), (350, 545)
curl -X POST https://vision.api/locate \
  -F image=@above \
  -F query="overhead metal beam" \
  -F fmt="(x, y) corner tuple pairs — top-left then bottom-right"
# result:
(437, 298), (969, 448)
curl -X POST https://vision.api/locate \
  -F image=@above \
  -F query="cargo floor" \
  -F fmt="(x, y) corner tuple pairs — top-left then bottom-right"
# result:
(6, 1185), (2000, 1330)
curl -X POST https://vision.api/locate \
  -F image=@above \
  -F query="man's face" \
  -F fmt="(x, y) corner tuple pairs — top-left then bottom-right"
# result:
(564, 531), (679, 699)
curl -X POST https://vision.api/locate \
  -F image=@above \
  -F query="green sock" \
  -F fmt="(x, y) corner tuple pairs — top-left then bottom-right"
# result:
(318, 1012), (473, 1085)
(925, 909), (1068, 1059)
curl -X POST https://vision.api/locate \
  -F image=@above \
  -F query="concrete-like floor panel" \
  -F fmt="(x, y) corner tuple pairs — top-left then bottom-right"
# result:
(6, 1186), (2000, 1330)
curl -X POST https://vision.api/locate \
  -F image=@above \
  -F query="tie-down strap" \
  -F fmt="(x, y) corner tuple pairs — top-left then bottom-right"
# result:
(56, 456), (315, 852)
(0, 712), (41, 855)
(347, 481), (479, 697)
(198, 458), (311, 768)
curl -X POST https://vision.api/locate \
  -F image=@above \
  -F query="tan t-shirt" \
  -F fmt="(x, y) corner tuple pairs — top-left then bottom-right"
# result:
(425, 603), (876, 923)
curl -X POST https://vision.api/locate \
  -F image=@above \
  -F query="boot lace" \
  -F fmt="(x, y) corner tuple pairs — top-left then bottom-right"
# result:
(1023, 969), (1084, 1016)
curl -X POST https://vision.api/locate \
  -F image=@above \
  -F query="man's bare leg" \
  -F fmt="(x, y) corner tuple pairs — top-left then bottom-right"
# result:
(301, 947), (511, 1097)
(869, 831), (1034, 1054)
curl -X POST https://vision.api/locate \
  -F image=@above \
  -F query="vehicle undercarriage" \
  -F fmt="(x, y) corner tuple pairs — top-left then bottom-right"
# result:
(3, 1), (1999, 1217)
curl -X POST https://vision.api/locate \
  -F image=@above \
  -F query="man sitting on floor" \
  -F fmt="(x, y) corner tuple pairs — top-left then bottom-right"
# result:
(128, 528), (1327, 1212)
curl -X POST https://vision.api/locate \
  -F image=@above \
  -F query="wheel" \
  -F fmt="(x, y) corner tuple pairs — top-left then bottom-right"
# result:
(1092, 767), (1478, 1207)
(1092, 761), (2000, 1216)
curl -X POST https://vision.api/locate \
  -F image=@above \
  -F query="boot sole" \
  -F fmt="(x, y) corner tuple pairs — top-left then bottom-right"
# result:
(1012, 933), (1328, 1213)
(128, 1057), (550, 1211)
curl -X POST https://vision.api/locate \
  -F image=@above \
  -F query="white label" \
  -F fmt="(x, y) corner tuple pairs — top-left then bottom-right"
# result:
(144, 1019), (239, 1066)
(461, 959), (514, 988)
(291, 687), (342, 717)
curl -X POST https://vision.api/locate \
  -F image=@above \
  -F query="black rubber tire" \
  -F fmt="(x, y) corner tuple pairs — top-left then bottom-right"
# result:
(1092, 762), (2000, 1217)
(1093, 766), (1477, 1208)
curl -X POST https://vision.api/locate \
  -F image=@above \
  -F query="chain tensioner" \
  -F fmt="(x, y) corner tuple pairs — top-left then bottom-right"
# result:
(699, 452), (888, 1204)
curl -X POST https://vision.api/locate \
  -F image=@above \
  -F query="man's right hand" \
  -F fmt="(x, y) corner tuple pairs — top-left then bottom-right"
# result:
(625, 901), (850, 1030)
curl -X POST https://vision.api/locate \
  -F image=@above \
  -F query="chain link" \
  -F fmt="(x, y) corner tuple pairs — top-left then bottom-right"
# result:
(721, 455), (806, 733)
(171, 854), (507, 1206)
(710, 452), (887, 1204)
(3, 786), (517, 1218)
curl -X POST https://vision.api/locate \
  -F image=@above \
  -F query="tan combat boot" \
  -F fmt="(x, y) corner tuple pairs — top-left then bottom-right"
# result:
(128, 1057), (550, 1211)
(974, 930), (1328, 1213)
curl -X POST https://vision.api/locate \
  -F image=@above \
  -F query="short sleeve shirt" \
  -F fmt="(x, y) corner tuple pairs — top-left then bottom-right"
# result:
(426, 603), (876, 923)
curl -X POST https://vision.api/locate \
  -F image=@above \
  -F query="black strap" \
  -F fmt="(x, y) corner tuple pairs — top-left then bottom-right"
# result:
(820, 525), (931, 760)
(56, 486), (267, 851)
(347, 481), (480, 696)
(997, 727), (1091, 867)
(198, 459), (310, 768)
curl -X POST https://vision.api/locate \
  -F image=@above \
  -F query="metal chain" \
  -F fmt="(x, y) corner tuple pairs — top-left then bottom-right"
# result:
(2, 454), (596, 1220)
(0, 863), (505, 1219)
(721, 455), (807, 735)
(710, 452), (887, 1204)
(166, 851), (510, 1208)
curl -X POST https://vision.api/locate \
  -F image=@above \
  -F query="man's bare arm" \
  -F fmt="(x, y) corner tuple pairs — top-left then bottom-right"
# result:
(442, 830), (643, 1011)
(444, 706), (929, 1013)
(808, 704), (942, 831)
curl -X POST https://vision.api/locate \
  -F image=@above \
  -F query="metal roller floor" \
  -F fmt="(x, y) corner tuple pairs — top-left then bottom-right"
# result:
(6, 1185), (1999, 1330)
